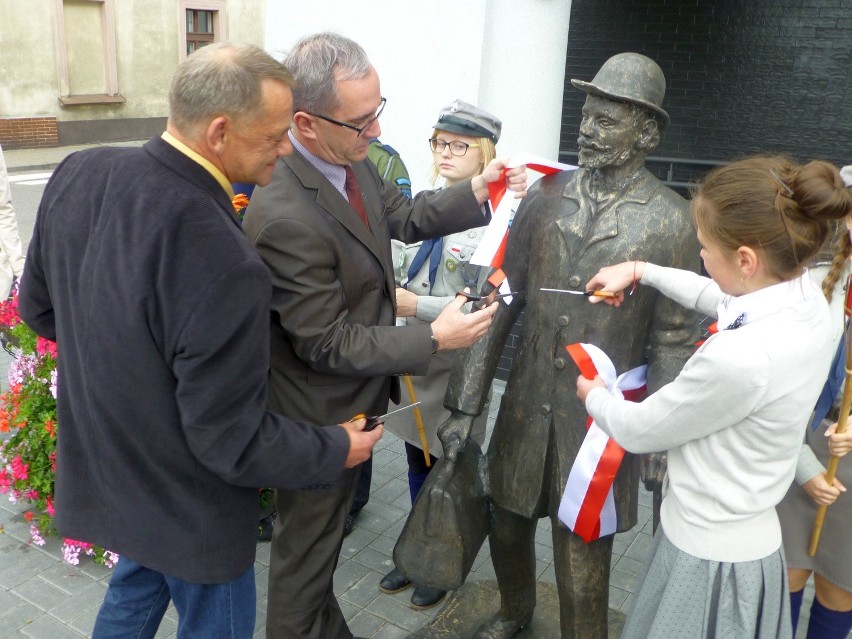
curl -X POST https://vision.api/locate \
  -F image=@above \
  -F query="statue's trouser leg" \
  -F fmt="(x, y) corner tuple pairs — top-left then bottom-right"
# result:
(489, 504), (537, 621)
(551, 523), (613, 639)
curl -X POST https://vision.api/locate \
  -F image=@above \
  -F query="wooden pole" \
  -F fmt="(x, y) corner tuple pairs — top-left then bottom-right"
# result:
(808, 306), (852, 556)
(403, 374), (431, 468)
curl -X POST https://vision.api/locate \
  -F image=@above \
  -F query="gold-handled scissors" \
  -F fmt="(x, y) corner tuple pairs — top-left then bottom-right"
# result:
(540, 288), (619, 299)
(349, 401), (422, 431)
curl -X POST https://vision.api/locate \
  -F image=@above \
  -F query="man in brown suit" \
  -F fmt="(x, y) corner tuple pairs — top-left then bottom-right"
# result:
(243, 32), (526, 639)
(438, 53), (700, 638)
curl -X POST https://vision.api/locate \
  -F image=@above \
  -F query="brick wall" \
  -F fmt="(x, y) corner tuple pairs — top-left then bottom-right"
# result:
(0, 117), (59, 150)
(499, 0), (850, 379)
(561, 0), (851, 179)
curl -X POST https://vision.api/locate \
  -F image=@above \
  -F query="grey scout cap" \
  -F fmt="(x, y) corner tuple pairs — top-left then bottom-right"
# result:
(433, 99), (502, 143)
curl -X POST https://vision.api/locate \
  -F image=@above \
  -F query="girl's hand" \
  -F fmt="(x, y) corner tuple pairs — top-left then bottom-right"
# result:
(803, 471), (846, 506)
(585, 261), (645, 307)
(576, 374), (606, 404)
(826, 422), (852, 457)
(395, 287), (418, 318)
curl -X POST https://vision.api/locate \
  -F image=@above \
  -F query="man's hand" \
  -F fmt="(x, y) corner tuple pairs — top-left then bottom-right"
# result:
(395, 287), (418, 318)
(430, 289), (497, 351)
(471, 158), (528, 203)
(340, 417), (383, 468)
(803, 471), (846, 506)
(826, 422), (852, 457)
(438, 413), (475, 462)
(576, 374), (606, 404)
(640, 452), (667, 492)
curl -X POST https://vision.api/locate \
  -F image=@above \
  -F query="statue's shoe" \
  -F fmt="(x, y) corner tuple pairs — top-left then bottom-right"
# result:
(410, 584), (446, 609)
(473, 611), (533, 639)
(378, 567), (412, 594)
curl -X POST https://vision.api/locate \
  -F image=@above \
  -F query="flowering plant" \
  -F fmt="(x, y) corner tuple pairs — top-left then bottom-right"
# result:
(0, 289), (118, 567)
(232, 193), (250, 223)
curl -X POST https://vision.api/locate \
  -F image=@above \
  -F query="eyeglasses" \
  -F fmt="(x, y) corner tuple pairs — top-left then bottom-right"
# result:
(429, 139), (480, 157)
(306, 97), (386, 138)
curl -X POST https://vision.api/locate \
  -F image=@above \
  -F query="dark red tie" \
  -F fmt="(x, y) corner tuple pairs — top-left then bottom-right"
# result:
(344, 166), (369, 228)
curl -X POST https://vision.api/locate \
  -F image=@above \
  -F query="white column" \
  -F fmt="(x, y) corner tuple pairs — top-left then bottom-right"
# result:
(479, 0), (573, 161)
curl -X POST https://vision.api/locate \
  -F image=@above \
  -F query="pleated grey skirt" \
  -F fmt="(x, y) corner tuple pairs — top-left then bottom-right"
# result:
(623, 528), (791, 639)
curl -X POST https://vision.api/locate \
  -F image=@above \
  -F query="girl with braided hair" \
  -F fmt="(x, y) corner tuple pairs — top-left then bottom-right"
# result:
(776, 164), (852, 639)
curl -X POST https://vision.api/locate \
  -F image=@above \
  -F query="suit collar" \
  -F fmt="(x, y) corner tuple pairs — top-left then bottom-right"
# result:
(282, 150), (384, 258)
(143, 136), (239, 229)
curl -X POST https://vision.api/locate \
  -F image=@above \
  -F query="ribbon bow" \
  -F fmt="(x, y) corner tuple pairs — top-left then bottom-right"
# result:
(558, 343), (647, 543)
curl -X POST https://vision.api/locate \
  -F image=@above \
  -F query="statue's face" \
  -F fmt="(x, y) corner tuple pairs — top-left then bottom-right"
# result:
(577, 95), (644, 170)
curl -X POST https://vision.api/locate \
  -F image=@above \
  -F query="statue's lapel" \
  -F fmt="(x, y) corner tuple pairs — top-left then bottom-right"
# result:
(556, 169), (659, 255)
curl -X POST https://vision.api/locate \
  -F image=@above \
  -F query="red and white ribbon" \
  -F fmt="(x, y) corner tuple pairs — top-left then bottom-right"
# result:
(470, 153), (575, 272)
(558, 343), (646, 543)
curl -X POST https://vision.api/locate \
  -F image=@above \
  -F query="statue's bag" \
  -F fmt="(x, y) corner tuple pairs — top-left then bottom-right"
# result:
(393, 441), (490, 591)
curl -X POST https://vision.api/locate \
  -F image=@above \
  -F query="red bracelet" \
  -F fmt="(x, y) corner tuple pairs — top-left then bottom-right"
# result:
(630, 261), (639, 296)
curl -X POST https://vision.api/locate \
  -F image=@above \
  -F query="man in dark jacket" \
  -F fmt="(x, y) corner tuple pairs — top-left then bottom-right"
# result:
(18, 42), (381, 639)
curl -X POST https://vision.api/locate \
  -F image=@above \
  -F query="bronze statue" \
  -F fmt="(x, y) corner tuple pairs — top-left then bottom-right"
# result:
(435, 53), (700, 638)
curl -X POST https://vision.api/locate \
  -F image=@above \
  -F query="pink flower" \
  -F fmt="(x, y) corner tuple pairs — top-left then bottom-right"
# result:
(62, 541), (80, 565)
(30, 524), (46, 547)
(36, 337), (58, 359)
(45, 495), (54, 516)
(10, 456), (28, 481)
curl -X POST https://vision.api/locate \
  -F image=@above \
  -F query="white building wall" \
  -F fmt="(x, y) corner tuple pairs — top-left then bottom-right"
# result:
(265, 1), (571, 192)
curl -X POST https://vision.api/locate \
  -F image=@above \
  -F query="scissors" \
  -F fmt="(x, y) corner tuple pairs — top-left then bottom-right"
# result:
(540, 288), (619, 299)
(456, 290), (520, 303)
(349, 401), (422, 431)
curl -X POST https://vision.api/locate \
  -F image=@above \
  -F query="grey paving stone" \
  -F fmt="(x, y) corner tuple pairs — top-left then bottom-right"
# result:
(613, 554), (646, 578)
(366, 531), (396, 557)
(66, 606), (98, 636)
(151, 614), (177, 638)
(18, 614), (86, 639)
(13, 577), (74, 612)
(623, 531), (653, 563)
(254, 542), (271, 567)
(608, 567), (639, 594)
(34, 563), (97, 596)
(347, 608), (386, 637)
(0, 550), (56, 589)
(333, 557), (372, 596)
(0, 600), (43, 634)
(372, 623), (411, 639)
(350, 546), (397, 576)
(46, 581), (106, 623)
(341, 569), (385, 609)
(364, 593), (433, 633)
(340, 526), (381, 560)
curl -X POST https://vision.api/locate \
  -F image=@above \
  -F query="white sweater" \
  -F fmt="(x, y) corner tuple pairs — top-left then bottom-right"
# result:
(586, 263), (837, 563)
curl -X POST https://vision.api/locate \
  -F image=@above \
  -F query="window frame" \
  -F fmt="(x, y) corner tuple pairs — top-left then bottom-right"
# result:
(179, 1), (226, 60)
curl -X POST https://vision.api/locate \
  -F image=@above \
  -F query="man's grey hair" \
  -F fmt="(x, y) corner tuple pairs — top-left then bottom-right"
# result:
(169, 42), (294, 134)
(283, 32), (372, 115)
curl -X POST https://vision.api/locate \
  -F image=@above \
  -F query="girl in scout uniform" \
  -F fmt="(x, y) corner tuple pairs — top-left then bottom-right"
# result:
(380, 99), (501, 609)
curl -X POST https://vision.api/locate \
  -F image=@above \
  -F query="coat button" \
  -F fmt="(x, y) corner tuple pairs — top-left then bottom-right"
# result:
(568, 275), (581, 288)
(558, 315), (570, 326)
(554, 357), (566, 370)
(421, 282), (429, 288)
(540, 404), (551, 415)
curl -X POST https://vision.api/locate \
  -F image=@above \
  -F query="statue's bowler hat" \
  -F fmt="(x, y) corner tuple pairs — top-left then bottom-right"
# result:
(571, 52), (670, 126)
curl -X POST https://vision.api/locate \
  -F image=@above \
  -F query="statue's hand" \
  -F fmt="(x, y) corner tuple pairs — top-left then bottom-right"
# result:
(640, 451), (667, 492)
(438, 413), (475, 463)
